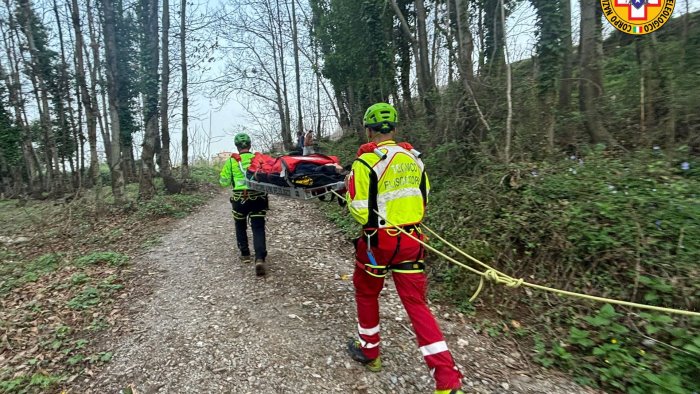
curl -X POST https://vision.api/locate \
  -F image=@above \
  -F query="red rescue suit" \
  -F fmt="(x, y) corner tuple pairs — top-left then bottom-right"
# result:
(346, 140), (463, 391)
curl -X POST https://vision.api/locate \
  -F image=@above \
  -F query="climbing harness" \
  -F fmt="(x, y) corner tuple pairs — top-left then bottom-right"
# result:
(362, 263), (388, 278)
(353, 144), (428, 278)
(358, 261), (426, 278)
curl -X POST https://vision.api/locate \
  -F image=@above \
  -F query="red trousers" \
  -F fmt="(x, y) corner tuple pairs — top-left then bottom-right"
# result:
(353, 229), (463, 391)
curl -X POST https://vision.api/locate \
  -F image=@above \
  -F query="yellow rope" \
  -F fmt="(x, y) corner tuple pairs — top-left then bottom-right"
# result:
(330, 190), (699, 317)
(414, 220), (699, 317)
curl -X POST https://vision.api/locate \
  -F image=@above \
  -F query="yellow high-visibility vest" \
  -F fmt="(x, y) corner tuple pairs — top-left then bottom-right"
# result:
(219, 152), (256, 190)
(346, 141), (429, 229)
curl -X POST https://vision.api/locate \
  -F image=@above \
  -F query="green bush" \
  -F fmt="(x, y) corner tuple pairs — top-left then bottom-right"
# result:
(318, 138), (700, 392)
(426, 149), (699, 392)
(317, 199), (359, 238)
(536, 304), (700, 393)
(429, 149), (698, 303)
(318, 134), (363, 167)
(188, 164), (220, 184)
(98, 164), (111, 185)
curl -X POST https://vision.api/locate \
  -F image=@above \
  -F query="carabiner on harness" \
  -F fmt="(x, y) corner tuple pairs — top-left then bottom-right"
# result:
(366, 232), (378, 266)
(367, 233), (379, 265)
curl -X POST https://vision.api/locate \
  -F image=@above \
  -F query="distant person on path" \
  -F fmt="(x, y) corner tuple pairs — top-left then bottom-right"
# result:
(303, 129), (315, 155)
(296, 131), (304, 153)
(344, 103), (464, 394)
(219, 133), (269, 276)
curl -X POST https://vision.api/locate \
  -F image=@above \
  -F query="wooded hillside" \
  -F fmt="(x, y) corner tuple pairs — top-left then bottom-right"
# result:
(0, 0), (698, 392)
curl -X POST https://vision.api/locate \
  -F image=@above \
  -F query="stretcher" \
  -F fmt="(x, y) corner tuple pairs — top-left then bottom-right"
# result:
(241, 153), (347, 201)
(245, 177), (346, 200)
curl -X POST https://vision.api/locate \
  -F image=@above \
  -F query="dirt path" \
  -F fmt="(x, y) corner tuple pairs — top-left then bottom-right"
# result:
(82, 191), (595, 394)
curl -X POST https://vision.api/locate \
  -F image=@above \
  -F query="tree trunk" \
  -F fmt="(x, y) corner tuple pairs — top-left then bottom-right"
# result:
(86, 0), (111, 167)
(483, 0), (505, 76)
(54, 0), (80, 192)
(100, 0), (126, 204)
(558, 0), (573, 111)
(160, 0), (174, 188)
(312, 23), (322, 136)
(453, 0), (474, 81)
(267, 0), (289, 150)
(579, 0), (614, 145)
(477, 4), (485, 73)
(24, 63), (47, 189)
(647, 34), (670, 147)
(296, 26), (341, 125)
(139, 0), (159, 200)
(67, 15), (86, 190)
(98, 65), (112, 163)
(114, 0), (138, 183)
(273, 0), (292, 150)
(70, 0), (99, 188)
(278, 1), (292, 150)
(500, 0), (513, 163)
(97, 69), (112, 161)
(430, 1), (441, 82)
(453, 0), (490, 133)
(556, 0), (575, 148)
(347, 85), (358, 133)
(446, 0), (455, 84)
(291, 0), (303, 135)
(396, 0), (413, 115)
(532, 0), (564, 153)
(0, 7), (40, 196)
(180, 0), (189, 179)
(390, 0), (435, 116)
(667, 0), (690, 148)
(635, 38), (649, 146)
(415, 0), (433, 88)
(17, 0), (63, 197)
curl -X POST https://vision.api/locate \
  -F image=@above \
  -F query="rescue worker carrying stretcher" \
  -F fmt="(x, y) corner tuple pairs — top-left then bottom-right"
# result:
(219, 133), (269, 277)
(344, 103), (464, 394)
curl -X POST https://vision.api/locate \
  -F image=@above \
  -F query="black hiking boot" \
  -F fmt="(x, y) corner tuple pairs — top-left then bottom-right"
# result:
(254, 259), (266, 277)
(346, 339), (382, 372)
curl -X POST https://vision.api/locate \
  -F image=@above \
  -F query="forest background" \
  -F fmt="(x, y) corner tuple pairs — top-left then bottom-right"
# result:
(0, 0), (698, 392)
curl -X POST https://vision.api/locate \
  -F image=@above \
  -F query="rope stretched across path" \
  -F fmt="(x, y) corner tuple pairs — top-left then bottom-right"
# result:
(329, 190), (700, 317)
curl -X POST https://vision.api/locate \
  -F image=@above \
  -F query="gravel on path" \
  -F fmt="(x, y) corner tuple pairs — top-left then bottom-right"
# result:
(82, 192), (596, 394)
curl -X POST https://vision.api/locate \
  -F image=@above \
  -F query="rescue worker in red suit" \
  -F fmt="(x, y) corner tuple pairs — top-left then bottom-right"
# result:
(345, 103), (464, 394)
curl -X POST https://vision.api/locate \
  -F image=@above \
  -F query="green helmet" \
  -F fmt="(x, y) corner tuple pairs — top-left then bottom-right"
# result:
(363, 103), (398, 133)
(234, 133), (251, 149)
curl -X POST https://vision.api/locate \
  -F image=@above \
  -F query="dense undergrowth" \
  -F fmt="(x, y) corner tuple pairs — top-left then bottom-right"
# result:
(319, 137), (700, 393)
(0, 165), (218, 393)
